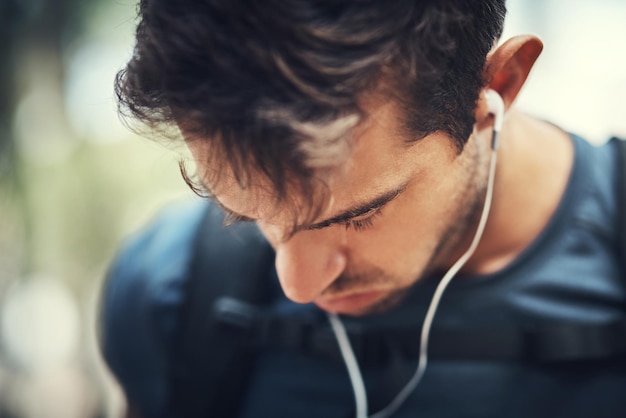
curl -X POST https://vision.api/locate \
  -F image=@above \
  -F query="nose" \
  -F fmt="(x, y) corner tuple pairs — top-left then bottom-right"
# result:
(274, 229), (347, 304)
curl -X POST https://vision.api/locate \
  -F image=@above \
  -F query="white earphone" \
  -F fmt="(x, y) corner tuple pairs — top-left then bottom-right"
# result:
(484, 88), (504, 149)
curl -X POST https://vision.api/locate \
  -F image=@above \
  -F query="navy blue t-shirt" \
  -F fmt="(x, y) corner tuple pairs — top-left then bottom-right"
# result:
(100, 134), (626, 418)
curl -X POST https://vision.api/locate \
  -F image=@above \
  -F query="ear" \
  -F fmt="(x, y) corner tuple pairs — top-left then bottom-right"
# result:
(484, 35), (544, 110)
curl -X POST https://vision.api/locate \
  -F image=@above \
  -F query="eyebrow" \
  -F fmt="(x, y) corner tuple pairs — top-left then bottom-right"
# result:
(214, 180), (410, 232)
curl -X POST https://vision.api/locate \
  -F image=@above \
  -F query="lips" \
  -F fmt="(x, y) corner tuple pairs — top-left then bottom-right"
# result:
(314, 290), (386, 315)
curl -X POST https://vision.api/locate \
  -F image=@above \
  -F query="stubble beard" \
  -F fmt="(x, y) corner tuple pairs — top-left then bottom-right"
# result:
(326, 137), (490, 317)
(426, 135), (491, 275)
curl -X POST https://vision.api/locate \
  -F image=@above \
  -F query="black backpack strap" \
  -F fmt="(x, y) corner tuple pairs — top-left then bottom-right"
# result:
(168, 203), (275, 418)
(245, 316), (626, 364)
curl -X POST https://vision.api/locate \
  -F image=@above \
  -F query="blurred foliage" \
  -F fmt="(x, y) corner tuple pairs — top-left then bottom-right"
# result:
(0, 0), (191, 284)
(0, 0), (188, 416)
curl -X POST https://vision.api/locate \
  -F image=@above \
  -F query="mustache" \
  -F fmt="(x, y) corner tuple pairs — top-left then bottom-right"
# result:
(323, 265), (390, 295)
(323, 266), (413, 315)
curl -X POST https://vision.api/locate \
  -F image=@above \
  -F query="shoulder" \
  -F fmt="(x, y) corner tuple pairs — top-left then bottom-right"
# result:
(99, 199), (208, 417)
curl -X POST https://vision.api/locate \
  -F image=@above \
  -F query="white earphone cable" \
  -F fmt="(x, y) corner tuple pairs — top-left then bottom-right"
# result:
(328, 312), (369, 418)
(329, 127), (501, 418)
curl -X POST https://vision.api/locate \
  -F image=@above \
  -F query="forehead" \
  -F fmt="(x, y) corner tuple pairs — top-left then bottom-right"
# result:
(185, 98), (451, 226)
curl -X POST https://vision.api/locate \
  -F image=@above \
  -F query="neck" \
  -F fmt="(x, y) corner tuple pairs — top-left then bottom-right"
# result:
(459, 109), (574, 275)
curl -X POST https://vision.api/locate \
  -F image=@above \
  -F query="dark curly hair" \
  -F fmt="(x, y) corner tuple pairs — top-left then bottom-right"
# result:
(116, 0), (506, 213)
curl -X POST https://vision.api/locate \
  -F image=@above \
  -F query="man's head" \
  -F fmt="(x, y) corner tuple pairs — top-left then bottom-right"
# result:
(117, 0), (543, 315)
(117, 0), (506, 208)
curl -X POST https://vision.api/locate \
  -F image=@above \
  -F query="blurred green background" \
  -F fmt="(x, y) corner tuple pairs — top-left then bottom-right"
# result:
(0, 1), (624, 417)
(0, 1), (188, 417)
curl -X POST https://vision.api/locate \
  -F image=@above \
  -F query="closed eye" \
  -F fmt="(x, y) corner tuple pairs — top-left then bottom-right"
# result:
(224, 207), (384, 232)
(344, 207), (383, 231)
(218, 180), (407, 231)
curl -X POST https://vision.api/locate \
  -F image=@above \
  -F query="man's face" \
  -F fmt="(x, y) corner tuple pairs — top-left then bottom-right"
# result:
(185, 98), (489, 316)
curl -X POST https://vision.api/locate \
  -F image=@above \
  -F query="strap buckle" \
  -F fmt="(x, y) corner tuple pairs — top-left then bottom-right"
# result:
(212, 296), (262, 344)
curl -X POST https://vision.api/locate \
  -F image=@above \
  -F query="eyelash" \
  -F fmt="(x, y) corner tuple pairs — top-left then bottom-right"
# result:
(344, 208), (383, 232)
(223, 207), (384, 231)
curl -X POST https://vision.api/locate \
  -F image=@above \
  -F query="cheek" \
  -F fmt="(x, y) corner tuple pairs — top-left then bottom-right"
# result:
(345, 171), (465, 270)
